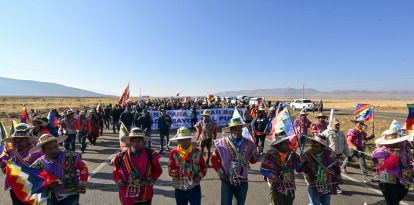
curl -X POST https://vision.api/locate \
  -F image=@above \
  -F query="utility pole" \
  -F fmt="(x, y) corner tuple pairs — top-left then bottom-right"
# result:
(140, 88), (142, 98)
(302, 84), (305, 99)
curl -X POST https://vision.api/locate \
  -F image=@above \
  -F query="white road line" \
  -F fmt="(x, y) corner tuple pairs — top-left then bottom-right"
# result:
(88, 151), (118, 180)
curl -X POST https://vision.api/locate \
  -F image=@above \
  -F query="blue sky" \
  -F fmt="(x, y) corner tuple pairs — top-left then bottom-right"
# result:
(0, 0), (413, 96)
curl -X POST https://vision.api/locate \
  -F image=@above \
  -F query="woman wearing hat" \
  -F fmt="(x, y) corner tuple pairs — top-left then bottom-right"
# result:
(112, 128), (162, 205)
(211, 116), (257, 205)
(371, 130), (413, 205)
(195, 110), (217, 166)
(311, 113), (329, 136)
(299, 135), (343, 205)
(260, 130), (303, 205)
(168, 127), (207, 205)
(341, 118), (375, 182)
(30, 134), (89, 205)
(0, 123), (44, 205)
(31, 116), (50, 138)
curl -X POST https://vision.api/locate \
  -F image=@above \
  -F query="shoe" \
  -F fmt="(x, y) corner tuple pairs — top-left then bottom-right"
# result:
(336, 186), (342, 194)
(363, 176), (371, 183)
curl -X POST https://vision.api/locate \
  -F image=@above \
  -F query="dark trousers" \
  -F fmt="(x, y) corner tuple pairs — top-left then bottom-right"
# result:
(379, 182), (409, 205)
(77, 131), (88, 152)
(175, 185), (201, 205)
(160, 130), (170, 152)
(270, 190), (295, 205)
(64, 133), (77, 151)
(88, 132), (98, 145)
(10, 190), (30, 205)
(200, 138), (212, 165)
(104, 117), (110, 129)
(48, 193), (79, 205)
(221, 181), (248, 205)
(112, 120), (119, 133)
(254, 134), (266, 153)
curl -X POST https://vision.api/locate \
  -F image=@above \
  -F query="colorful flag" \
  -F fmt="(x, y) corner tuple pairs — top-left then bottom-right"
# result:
(354, 104), (374, 122)
(5, 120), (18, 150)
(405, 104), (414, 136)
(119, 122), (130, 151)
(0, 120), (8, 155)
(118, 82), (130, 107)
(47, 110), (59, 137)
(269, 108), (296, 141)
(21, 105), (29, 123)
(5, 162), (59, 205)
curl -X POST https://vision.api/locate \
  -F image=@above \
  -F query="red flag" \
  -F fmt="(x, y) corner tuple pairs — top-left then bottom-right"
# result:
(21, 105), (29, 123)
(118, 82), (130, 107)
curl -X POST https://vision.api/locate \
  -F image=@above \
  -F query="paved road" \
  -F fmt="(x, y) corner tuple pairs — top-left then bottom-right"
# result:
(1, 129), (413, 205)
(326, 108), (407, 120)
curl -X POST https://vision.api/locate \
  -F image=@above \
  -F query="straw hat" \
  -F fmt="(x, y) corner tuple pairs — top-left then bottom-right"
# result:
(32, 116), (48, 126)
(270, 130), (290, 146)
(202, 110), (210, 116)
(351, 117), (367, 126)
(316, 113), (327, 118)
(30, 134), (68, 154)
(299, 110), (308, 115)
(2, 123), (36, 143)
(170, 127), (196, 142)
(228, 117), (245, 127)
(306, 134), (329, 148)
(125, 128), (150, 140)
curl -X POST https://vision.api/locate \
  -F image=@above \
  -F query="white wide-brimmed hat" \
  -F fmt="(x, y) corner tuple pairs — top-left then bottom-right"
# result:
(375, 129), (411, 145)
(270, 129), (290, 146)
(2, 123), (36, 143)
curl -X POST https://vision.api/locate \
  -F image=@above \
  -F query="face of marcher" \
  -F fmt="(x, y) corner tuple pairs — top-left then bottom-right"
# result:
(130, 137), (144, 150)
(13, 137), (30, 152)
(231, 126), (243, 139)
(178, 138), (192, 149)
(276, 139), (290, 153)
(355, 122), (364, 130)
(33, 121), (41, 129)
(203, 115), (210, 121)
(300, 115), (307, 120)
(334, 123), (340, 130)
(311, 140), (324, 154)
(318, 117), (326, 123)
(42, 141), (60, 159)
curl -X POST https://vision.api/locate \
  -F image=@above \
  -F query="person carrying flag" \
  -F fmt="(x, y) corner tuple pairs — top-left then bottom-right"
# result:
(30, 134), (89, 205)
(0, 123), (44, 205)
(341, 118), (375, 182)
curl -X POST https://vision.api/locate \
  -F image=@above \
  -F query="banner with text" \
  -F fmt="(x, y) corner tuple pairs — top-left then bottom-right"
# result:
(148, 108), (245, 130)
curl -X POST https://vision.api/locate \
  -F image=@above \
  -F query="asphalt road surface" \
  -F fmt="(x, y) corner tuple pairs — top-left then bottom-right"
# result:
(1, 129), (413, 205)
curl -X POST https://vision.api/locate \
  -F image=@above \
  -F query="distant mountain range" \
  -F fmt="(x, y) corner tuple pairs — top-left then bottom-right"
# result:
(215, 88), (414, 100)
(0, 76), (107, 97)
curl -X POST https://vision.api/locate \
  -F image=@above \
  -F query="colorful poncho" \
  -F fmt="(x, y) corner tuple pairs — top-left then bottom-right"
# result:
(168, 147), (207, 191)
(112, 147), (162, 205)
(301, 148), (340, 196)
(260, 149), (302, 195)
